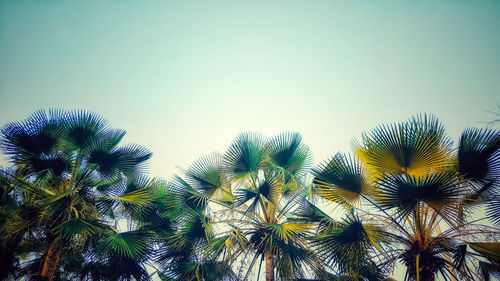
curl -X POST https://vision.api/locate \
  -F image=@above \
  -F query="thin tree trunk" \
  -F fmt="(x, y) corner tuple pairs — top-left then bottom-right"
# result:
(41, 242), (60, 280)
(265, 251), (274, 281)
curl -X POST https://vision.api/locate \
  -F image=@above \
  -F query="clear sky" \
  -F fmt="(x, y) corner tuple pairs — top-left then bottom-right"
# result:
(1, 0), (499, 179)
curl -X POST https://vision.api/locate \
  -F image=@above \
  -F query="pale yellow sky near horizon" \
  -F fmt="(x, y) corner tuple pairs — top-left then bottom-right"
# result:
(1, 0), (499, 181)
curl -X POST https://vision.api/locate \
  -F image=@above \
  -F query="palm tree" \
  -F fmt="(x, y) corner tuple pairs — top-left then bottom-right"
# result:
(158, 132), (324, 281)
(311, 114), (500, 281)
(0, 167), (24, 280)
(0, 109), (155, 280)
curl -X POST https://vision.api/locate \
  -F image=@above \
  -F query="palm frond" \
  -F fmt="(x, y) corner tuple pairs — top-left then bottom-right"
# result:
(112, 187), (155, 210)
(266, 132), (313, 182)
(170, 261), (237, 281)
(98, 230), (153, 260)
(1, 109), (65, 157)
(204, 228), (247, 261)
(186, 153), (233, 205)
(169, 175), (209, 211)
(313, 153), (371, 209)
(63, 109), (109, 150)
(170, 210), (214, 251)
(354, 114), (453, 178)
(311, 215), (385, 277)
(53, 218), (112, 240)
(376, 172), (463, 221)
(223, 132), (268, 181)
(487, 196), (500, 226)
(274, 240), (320, 280)
(457, 128), (500, 182)
(87, 142), (152, 176)
(291, 197), (336, 232)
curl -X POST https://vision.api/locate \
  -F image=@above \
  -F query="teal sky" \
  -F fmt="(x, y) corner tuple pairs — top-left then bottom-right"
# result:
(1, 0), (499, 178)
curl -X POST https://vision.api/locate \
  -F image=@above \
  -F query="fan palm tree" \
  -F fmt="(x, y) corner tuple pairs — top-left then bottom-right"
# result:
(158, 132), (323, 281)
(0, 109), (156, 280)
(312, 114), (500, 281)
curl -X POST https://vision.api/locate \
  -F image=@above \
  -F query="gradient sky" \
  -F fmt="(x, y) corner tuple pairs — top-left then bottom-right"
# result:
(1, 0), (499, 179)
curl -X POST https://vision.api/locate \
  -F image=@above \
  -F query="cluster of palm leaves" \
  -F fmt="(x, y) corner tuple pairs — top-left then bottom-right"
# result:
(312, 115), (500, 280)
(1, 110), (499, 281)
(0, 109), (158, 280)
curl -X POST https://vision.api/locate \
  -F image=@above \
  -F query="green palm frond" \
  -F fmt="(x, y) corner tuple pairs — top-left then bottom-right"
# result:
(169, 175), (209, 211)
(223, 132), (268, 181)
(487, 196), (500, 226)
(26, 152), (71, 177)
(457, 128), (499, 182)
(170, 261), (237, 281)
(86, 146), (124, 176)
(313, 153), (371, 209)
(1, 109), (65, 159)
(234, 188), (260, 207)
(98, 230), (153, 260)
(235, 173), (283, 213)
(248, 220), (310, 255)
(1, 110), (71, 178)
(186, 153), (232, 205)
(63, 109), (109, 150)
(112, 187), (155, 211)
(116, 143), (152, 174)
(311, 215), (385, 277)
(257, 174), (283, 204)
(100, 174), (155, 215)
(94, 176), (125, 195)
(171, 210), (214, 250)
(274, 240), (319, 280)
(53, 218), (112, 240)
(132, 178), (182, 232)
(291, 197), (336, 232)
(203, 228), (248, 263)
(246, 220), (319, 280)
(261, 222), (311, 242)
(87, 142), (152, 177)
(266, 132), (313, 182)
(81, 254), (151, 281)
(123, 174), (153, 194)
(376, 172), (463, 221)
(354, 114), (453, 178)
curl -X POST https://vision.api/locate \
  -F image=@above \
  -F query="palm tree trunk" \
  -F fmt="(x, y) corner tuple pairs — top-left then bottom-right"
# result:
(265, 251), (274, 281)
(41, 243), (60, 280)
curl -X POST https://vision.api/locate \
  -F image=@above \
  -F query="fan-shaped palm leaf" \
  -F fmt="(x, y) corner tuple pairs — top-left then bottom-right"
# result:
(311, 215), (385, 278)
(53, 218), (112, 240)
(98, 230), (153, 260)
(87, 142), (151, 177)
(169, 261), (237, 281)
(457, 128), (499, 182)
(63, 109), (110, 150)
(169, 175), (210, 211)
(223, 132), (268, 181)
(204, 228), (248, 261)
(266, 132), (313, 185)
(1, 109), (65, 159)
(313, 153), (371, 209)
(291, 197), (336, 233)
(354, 114), (453, 178)
(376, 172), (463, 222)
(487, 196), (500, 226)
(186, 153), (232, 205)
